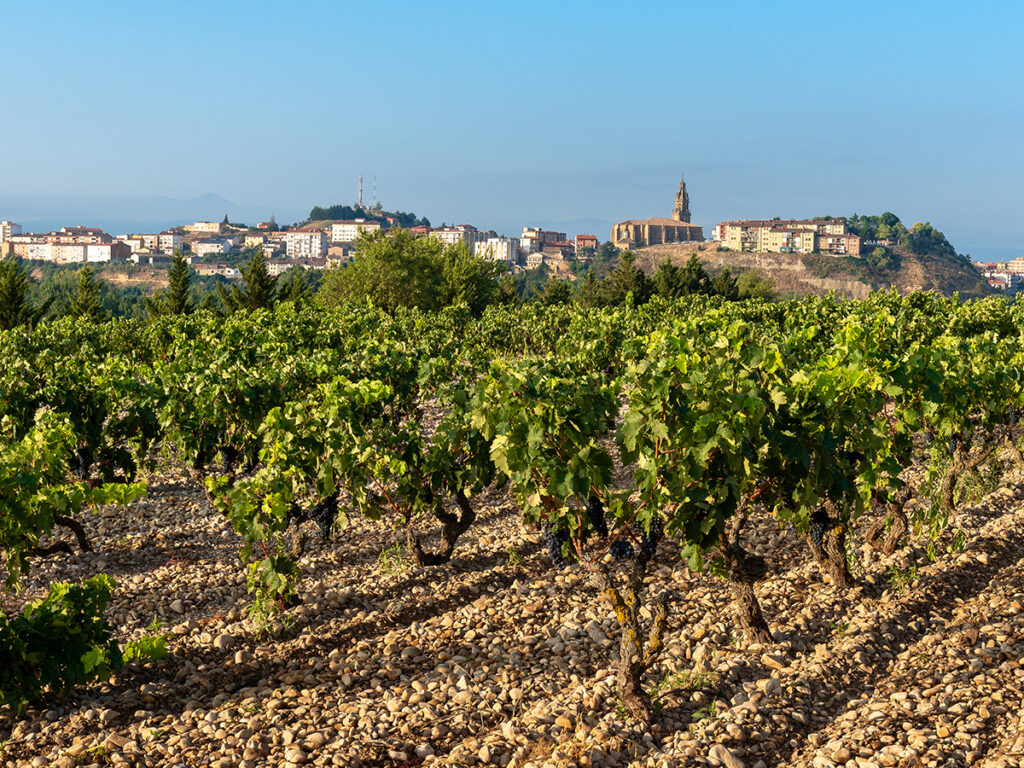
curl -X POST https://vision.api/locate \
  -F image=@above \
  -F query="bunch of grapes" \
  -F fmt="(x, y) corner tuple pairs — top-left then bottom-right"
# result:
(809, 508), (830, 549)
(609, 539), (634, 560)
(308, 494), (338, 538)
(73, 446), (93, 480)
(637, 515), (663, 558)
(219, 445), (239, 475)
(586, 496), (608, 538)
(287, 493), (338, 539)
(541, 521), (571, 569)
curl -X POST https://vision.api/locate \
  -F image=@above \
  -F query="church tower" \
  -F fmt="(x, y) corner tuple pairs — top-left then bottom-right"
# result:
(673, 174), (691, 223)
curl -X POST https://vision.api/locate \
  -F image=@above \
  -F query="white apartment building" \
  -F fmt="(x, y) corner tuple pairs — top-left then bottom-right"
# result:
(431, 225), (485, 249)
(158, 231), (184, 254)
(330, 219), (382, 243)
(10, 241), (128, 263)
(473, 237), (519, 265)
(86, 243), (127, 263)
(0, 221), (22, 243)
(285, 228), (328, 258)
(192, 239), (231, 258)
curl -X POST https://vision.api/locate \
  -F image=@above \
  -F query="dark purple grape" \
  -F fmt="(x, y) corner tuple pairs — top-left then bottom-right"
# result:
(609, 539), (634, 561)
(542, 521), (570, 569)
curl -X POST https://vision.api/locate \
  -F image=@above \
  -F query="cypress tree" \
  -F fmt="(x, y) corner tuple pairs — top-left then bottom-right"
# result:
(67, 266), (107, 321)
(576, 267), (601, 308)
(217, 248), (277, 313)
(652, 257), (684, 299)
(603, 251), (650, 306)
(0, 259), (51, 330)
(278, 268), (313, 306)
(146, 251), (196, 318)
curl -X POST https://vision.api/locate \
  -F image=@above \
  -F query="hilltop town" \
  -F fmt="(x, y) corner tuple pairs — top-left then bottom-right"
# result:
(0, 175), (1002, 299)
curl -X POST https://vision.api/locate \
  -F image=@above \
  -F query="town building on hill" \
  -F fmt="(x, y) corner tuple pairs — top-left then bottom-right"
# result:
(712, 219), (861, 256)
(473, 237), (519, 265)
(611, 175), (704, 248)
(520, 227), (567, 254)
(159, 231), (184, 254)
(1, 221), (22, 243)
(286, 228), (328, 257)
(330, 219), (383, 243)
(575, 234), (599, 253)
(185, 221), (222, 234)
(431, 225), (485, 249)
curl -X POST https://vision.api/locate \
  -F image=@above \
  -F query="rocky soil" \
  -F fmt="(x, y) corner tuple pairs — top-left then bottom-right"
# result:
(2, 470), (1023, 768)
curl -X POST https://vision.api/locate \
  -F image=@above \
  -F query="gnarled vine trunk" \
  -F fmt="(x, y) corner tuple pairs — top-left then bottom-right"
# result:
(412, 491), (476, 566)
(865, 488), (910, 556)
(720, 507), (772, 644)
(602, 539), (667, 724)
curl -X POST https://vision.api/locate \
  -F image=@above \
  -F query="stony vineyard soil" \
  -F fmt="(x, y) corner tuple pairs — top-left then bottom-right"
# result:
(2, 472), (1023, 768)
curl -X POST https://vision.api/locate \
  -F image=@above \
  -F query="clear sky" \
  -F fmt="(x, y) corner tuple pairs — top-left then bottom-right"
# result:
(3, 0), (1023, 257)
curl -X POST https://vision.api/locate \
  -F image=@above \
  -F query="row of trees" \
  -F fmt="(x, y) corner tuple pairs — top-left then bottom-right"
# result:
(0, 238), (775, 330)
(0, 252), (320, 330)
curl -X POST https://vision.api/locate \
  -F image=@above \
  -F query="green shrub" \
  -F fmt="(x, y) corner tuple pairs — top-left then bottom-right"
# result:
(0, 574), (122, 712)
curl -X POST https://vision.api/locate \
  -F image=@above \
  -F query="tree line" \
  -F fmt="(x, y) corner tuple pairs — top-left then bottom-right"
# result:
(0, 234), (775, 331)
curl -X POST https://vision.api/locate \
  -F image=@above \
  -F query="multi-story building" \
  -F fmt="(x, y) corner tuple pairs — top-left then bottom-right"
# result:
(285, 228), (328, 258)
(185, 221), (222, 234)
(473, 237), (519, 265)
(330, 219), (383, 243)
(58, 226), (108, 243)
(158, 231), (184, 254)
(1005, 257), (1024, 275)
(575, 234), (599, 253)
(86, 242), (131, 263)
(713, 219), (861, 256)
(6, 240), (128, 263)
(245, 235), (267, 249)
(520, 227), (567, 253)
(192, 239), (232, 258)
(431, 225), (485, 249)
(0, 221), (22, 243)
(116, 235), (146, 256)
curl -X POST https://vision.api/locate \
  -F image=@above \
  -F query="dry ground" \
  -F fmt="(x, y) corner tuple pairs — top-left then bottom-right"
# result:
(2, 468), (1023, 768)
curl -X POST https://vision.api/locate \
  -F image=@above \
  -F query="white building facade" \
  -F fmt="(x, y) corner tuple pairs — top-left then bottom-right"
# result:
(285, 229), (328, 257)
(473, 237), (519, 265)
(0, 221), (22, 243)
(330, 219), (382, 243)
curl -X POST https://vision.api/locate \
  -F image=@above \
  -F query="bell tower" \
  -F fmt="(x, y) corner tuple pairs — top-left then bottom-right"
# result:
(673, 174), (691, 223)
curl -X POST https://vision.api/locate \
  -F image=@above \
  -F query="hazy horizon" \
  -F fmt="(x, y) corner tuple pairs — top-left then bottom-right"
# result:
(3, 1), (1022, 261)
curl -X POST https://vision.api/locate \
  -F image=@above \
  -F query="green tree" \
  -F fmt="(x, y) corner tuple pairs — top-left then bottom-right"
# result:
(540, 277), (573, 305)
(217, 248), (278, 312)
(440, 244), (505, 315)
(576, 267), (602, 308)
(603, 251), (650, 306)
(0, 260), (51, 330)
(679, 254), (710, 295)
(736, 269), (775, 300)
(652, 257), (684, 299)
(278, 268), (314, 306)
(66, 266), (107, 322)
(710, 267), (739, 300)
(146, 252), (196, 318)
(319, 229), (444, 312)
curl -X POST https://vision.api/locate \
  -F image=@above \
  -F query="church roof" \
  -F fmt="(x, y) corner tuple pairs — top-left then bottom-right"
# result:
(615, 218), (702, 227)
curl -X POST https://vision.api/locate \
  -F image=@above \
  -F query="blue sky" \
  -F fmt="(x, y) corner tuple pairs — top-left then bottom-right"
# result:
(3, 1), (1023, 258)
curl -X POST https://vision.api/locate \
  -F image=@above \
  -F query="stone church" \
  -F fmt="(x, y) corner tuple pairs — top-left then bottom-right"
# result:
(611, 175), (704, 249)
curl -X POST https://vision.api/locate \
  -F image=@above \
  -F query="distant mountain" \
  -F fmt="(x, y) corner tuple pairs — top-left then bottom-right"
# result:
(0, 193), (306, 235)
